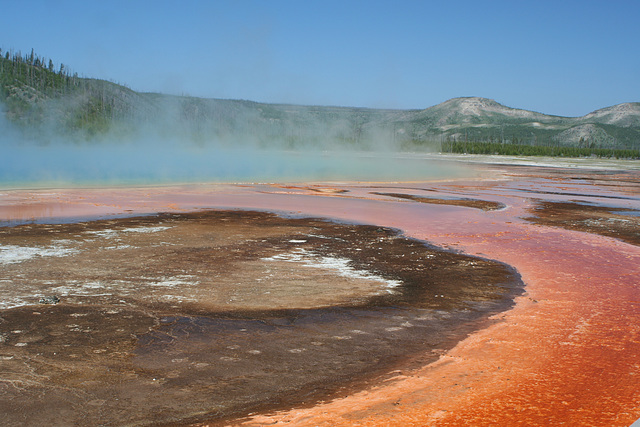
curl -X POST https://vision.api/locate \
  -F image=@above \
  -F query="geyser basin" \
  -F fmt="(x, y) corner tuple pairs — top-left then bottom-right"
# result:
(0, 210), (522, 426)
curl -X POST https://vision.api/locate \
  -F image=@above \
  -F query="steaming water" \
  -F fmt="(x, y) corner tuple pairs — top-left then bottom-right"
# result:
(0, 142), (470, 188)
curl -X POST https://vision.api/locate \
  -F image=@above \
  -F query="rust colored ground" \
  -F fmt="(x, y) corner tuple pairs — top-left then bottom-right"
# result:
(237, 225), (640, 427)
(2, 162), (640, 426)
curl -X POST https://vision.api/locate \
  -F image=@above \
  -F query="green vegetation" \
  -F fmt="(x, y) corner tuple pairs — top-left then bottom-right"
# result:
(0, 48), (137, 139)
(1, 48), (639, 158)
(439, 140), (640, 159)
(0, 48), (73, 97)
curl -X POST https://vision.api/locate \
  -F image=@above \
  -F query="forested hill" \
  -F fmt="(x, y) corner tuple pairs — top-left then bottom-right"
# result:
(1, 48), (639, 157)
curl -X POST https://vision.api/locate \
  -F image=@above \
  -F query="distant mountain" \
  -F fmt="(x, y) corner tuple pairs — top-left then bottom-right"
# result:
(580, 103), (640, 127)
(418, 97), (552, 126)
(1, 49), (639, 154)
(396, 97), (640, 148)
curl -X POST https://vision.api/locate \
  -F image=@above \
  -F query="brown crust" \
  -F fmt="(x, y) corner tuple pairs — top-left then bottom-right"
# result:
(524, 200), (640, 246)
(372, 191), (506, 211)
(0, 210), (521, 426)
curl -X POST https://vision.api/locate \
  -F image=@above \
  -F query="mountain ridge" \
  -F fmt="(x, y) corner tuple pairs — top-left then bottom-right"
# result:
(1, 50), (638, 153)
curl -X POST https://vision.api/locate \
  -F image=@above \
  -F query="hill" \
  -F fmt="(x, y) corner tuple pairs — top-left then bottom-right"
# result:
(1, 48), (639, 157)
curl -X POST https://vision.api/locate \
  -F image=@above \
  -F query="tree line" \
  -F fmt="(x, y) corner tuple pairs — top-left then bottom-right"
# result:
(0, 48), (127, 137)
(0, 47), (81, 97)
(440, 140), (640, 159)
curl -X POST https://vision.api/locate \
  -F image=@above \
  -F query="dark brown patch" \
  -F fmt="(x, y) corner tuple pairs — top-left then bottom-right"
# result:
(524, 201), (640, 246)
(0, 210), (522, 426)
(372, 192), (506, 211)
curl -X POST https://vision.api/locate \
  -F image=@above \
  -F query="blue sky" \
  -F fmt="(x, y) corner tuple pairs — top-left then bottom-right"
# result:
(2, 0), (639, 116)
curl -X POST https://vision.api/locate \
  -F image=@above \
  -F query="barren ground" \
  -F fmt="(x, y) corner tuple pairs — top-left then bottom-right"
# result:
(0, 210), (520, 426)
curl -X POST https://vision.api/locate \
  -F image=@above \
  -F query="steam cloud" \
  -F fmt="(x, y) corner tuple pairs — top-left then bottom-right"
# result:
(0, 100), (468, 188)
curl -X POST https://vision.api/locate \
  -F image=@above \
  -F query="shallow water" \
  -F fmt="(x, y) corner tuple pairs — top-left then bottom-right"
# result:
(0, 147), (472, 188)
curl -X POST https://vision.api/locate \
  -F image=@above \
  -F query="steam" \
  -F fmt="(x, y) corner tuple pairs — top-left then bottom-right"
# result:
(0, 100), (468, 188)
